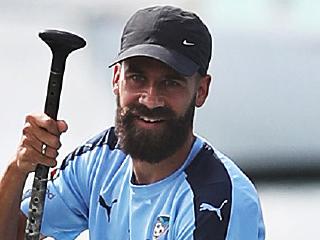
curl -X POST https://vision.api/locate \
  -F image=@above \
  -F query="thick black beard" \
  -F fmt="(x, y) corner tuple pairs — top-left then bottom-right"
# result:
(115, 97), (196, 164)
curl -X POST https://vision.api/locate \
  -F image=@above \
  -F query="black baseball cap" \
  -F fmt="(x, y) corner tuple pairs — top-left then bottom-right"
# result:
(109, 5), (212, 76)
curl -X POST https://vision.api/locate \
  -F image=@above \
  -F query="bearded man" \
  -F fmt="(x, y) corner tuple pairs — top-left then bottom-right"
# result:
(0, 5), (265, 240)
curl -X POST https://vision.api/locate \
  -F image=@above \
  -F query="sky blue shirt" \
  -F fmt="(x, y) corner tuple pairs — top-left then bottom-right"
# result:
(21, 127), (265, 239)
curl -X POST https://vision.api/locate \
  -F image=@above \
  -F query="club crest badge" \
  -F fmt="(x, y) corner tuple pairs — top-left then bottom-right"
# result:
(153, 215), (170, 240)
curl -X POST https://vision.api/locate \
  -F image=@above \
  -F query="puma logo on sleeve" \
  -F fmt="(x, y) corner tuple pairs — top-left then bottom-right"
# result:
(199, 200), (228, 221)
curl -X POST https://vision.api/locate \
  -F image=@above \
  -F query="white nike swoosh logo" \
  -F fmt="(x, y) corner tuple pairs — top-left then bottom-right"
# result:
(183, 39), (195, 46)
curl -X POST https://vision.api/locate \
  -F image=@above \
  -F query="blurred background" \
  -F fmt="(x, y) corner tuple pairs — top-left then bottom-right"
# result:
(1, 0), (319, 239)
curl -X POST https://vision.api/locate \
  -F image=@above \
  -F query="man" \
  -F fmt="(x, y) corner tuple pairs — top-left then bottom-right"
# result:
(0, 5), (265, 240)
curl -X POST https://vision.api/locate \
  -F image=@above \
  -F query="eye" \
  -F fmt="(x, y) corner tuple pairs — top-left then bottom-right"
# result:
(127, 73), (144, 81)
(125, 73), (146, 88)
(163, 79), (183, 88)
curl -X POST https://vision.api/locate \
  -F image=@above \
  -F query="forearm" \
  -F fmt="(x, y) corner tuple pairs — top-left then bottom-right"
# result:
(0, 159), (28, 240)
(0, 113), (67, 239)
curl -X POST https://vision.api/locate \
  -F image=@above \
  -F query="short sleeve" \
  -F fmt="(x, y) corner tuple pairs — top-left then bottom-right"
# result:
(21, 152), (90, 239)
(225, 193), (265, 240)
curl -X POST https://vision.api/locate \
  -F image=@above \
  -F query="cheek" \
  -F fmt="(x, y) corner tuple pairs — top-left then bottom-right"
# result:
(166, 97), (188, 116)
(117, 89), (139, 108)
(176, 93), (197, 117)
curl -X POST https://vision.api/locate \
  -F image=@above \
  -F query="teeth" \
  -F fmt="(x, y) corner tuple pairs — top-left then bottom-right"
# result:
(139, 116), (162, 123)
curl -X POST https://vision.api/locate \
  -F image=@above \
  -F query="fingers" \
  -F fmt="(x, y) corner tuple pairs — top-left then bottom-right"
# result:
(23, 121), (61, 151)
(16, 146), (57, 174)
(24, 113), (68, 148)
(14, 113), (67, 175)
(26, 114), (61, 136)
(21, 132), (59, 159)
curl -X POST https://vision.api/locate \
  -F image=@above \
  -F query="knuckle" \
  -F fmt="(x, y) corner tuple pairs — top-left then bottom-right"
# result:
(22, 122), (32, 135)
(44, 117), (52, 125)
(46, 119), (60, 135)
(46, 148), (59, 159)
(53, 149), (59, 158)
(25, 114), (33, 123)
(51, 152), (58, 159)
(56, 140), (62, 149)
(25, 113), (39, 125)
(19, 146), (32, 159)
(44, 117), (55, 128)
(23, 147), (35, 159)
(43, 119), (51, 129)
(18, 146), (27, 156)
(21, 135), (29, 146)
(51, 138), (61, 149)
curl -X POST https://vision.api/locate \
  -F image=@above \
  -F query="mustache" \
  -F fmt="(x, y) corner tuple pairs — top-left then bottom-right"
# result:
(122, 104), (176, 120)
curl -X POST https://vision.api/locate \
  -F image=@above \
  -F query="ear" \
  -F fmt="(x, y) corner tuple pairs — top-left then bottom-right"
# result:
(112, 63), (121, 95)
(195, 74), (212, 107)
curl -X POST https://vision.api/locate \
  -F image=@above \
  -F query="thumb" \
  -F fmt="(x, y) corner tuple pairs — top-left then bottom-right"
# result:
(57, 120), (68, 134)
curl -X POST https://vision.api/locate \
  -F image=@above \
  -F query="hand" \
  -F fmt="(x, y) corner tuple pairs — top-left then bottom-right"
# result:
(13, 113), (68, 175)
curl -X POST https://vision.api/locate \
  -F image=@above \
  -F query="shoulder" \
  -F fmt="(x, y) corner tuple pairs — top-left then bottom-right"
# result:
(185, 142), (231, 185)
(51, 127), (126, 196)
(59, 127), (119, 170)
(184, 142), (232, 239)
(185, 140), (260, 205)
(62, 127), (118, 167)
(214, 149), (262, 209)
(183, 140), (264, 239)
(216, 150), (265, 239)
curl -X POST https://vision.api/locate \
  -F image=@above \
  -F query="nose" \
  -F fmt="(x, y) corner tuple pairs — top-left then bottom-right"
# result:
(138, 86), (165, 109)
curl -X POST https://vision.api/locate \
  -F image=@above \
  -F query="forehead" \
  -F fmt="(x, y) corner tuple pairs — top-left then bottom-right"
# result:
(122, 56), (182, 76)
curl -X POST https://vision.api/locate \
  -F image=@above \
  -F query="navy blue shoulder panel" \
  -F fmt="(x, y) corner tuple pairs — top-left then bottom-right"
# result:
(60, 127), (118, 170)
(185, 143), (232, 240)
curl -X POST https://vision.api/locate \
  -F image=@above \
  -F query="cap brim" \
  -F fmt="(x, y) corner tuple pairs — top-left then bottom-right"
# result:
(108, 44), (199, 76)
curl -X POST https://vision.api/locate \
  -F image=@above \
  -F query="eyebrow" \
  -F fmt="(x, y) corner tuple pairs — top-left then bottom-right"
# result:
(123, 61), (188, 81)
(124, 63), (144, 74)
(165, 73), (188, 82)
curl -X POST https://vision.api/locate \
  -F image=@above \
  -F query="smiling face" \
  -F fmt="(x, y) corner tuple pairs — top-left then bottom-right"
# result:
(112, 57), (210, 163)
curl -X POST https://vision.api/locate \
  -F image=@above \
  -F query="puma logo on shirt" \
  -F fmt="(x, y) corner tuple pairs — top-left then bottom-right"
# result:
(99, 195), (118, 222)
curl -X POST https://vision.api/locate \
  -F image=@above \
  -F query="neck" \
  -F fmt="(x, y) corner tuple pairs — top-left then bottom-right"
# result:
(131, 132), (195, 185)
